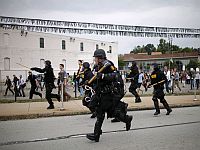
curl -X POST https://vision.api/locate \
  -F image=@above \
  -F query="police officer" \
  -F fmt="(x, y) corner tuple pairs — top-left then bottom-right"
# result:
(4, 76), (14, 96)
(86, 49), (133, 142)
(31, 60), (60, 109)
(148, 64), (172, 115)
(127, 61), (141, 103)
(80, 62), (97, 118)
(26, 71), (42, 99)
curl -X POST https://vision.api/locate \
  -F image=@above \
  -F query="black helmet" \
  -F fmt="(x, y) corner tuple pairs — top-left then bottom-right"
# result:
(83, 62), (90, 69)
(45, 60), (51, 66)
(132, 61), (137, 66)
(93, 49), (106, 58)
(152, 63), (159, 69)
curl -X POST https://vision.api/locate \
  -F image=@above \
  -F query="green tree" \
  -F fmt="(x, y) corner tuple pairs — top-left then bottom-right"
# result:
(130, 45), (146, 54)
(164, 60), (177, 69)
(144, 44), (156, 55)
(186, 59), (200, 70)
(181, 47), (193, 53)
(172, 45), (180, 52)
(157, 39), (169, 54)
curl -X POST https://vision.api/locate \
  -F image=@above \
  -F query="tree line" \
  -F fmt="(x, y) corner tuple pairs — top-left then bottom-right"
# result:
(130, 39), (199, 55)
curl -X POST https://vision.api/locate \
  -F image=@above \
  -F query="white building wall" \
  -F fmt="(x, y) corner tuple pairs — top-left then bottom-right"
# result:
(0, 28), (118, 79)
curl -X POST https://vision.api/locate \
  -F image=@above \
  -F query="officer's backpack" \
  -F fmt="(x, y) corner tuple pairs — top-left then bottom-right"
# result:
(114, 71), (126, 99)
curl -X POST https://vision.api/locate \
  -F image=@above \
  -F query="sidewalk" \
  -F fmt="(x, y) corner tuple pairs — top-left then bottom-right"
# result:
(0, 95), (200, 121)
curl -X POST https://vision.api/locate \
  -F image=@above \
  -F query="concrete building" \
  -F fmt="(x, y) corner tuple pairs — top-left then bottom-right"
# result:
(121, 51), (200, 72)
(0, 27), (118, 80)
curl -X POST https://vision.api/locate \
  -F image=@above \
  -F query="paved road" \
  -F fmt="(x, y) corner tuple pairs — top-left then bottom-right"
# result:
(0, 107), (200, 150)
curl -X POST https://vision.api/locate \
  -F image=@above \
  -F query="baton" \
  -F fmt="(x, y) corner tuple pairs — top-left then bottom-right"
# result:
(16, 63), (30, 69)
(88, 65), (106, 84)
(126, 77), (134, 80)
(148, 80), (166, 88)
(88, 62), (112, 84)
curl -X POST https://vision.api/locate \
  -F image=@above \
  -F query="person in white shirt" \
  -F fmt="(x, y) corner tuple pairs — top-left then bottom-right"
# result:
(137, 70), (144, 95)
(195, 71), (200, 90)
(19, 75), (26, 97)
(164, 66), (171, 93)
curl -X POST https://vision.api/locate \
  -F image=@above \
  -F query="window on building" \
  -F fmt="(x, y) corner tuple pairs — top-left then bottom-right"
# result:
(40, 38), (44, 48)
(62, 40), (66, 50)
(3, 33), (9, 46)
(96, 44), (99, 50)
(4, 57), (10, 70)
(80, 42), (84, 51)
(108, 46), (112, 53)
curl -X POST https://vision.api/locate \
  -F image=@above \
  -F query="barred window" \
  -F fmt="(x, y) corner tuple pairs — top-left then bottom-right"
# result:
(62, 40), (66, 50)
(4, 57), (10, 70)
(40, 38), (44, 48)
(80, 42), (84, 51)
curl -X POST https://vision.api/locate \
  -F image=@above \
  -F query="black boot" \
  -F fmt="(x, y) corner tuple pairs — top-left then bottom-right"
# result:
(154, 111), (160, 115)
(57, 95), (61, 102)
(135, 97), (141, 103)
(90, 112), (97, 118)
(47, 105), (54, 109)
(88, 116), (104, 142)
(166, 109), (172, 115)
(126, 115), (133, 131)
(111, 118), (120, 123)
(86, 133), (100, 142)
(153, 100), (160, 115)
(39, 93), (42, 99)
(162, 100), (172, 115)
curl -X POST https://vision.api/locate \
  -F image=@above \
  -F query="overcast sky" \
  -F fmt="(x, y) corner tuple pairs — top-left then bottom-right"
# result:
(0, 0), (200, 53)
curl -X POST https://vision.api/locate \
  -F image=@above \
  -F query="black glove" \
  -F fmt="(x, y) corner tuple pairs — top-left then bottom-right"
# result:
(97, 72), (103, 79)
(84, 80), (89, 85)
(30, 67), (36, 71)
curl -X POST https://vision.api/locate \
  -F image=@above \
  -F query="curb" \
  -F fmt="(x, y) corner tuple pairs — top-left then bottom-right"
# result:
(0, 103), (200, 121)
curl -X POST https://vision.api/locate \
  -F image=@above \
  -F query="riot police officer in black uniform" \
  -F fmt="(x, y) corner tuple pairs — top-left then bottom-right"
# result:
(80, 62), (97, 118)
(86, 49), (133, 142)
(127, 61), (141, 103)
(27, 71), (42, 99)
(148, 64), (172, 115)
(31, 60), (60, 109)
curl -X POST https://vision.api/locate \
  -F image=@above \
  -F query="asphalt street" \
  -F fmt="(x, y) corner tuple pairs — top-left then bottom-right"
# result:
(0, 107), (200, 150)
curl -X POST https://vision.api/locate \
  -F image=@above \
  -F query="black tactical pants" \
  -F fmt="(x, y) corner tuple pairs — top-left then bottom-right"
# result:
(94, 93), (129, 136)
(129, 83), (141, 102)
(45, 83), (59, 106)
(29, 85), (41, 99)
(152, 88), (171, 112)
(5, 86), (14, 95)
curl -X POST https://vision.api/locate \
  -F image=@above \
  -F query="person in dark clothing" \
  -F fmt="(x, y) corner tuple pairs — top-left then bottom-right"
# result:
(31, 60), (60, 109)
(86, 49), (133, 142)
(26, 71), (42, 99)
(13, 75), (19, 97)
(148, 64), (172, 116)
(80, 62), (97, 118)
(127, 61), (141, 103)
(4, 76), (14, 96)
